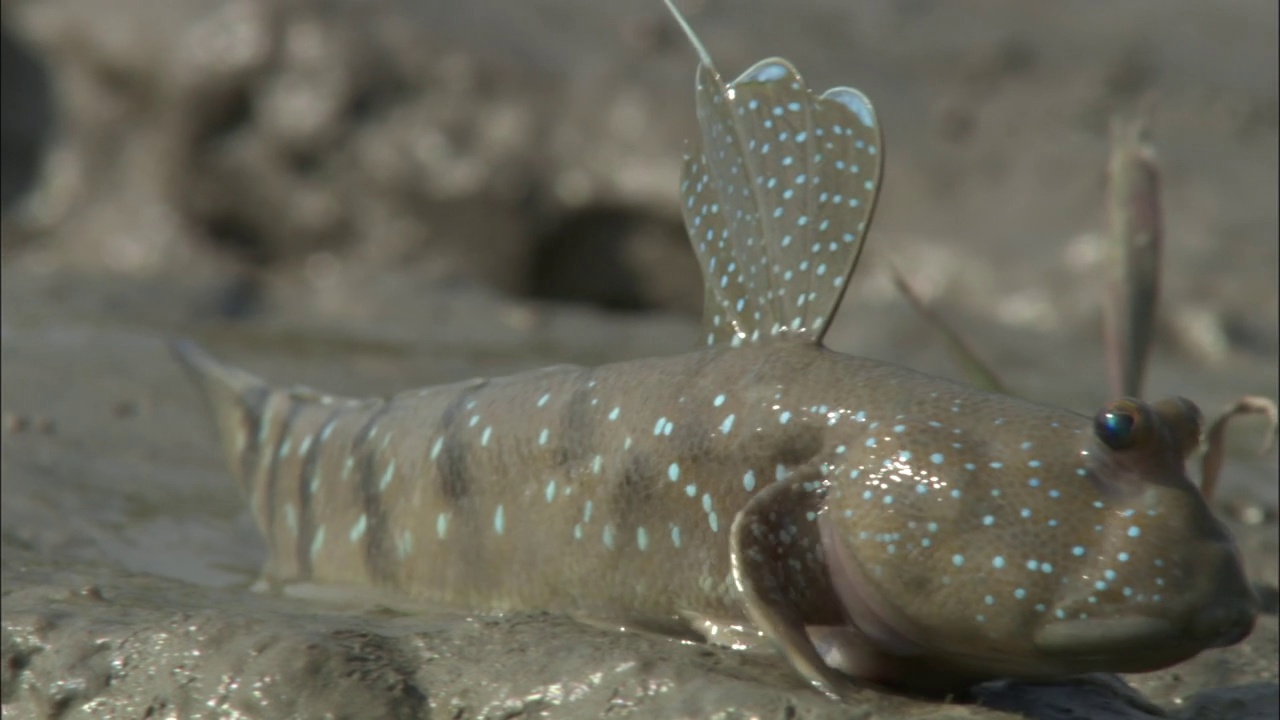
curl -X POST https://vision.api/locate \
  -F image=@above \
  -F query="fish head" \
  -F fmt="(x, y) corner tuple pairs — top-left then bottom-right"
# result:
(1026, 395), (1256, 670)
(817, 392), (1256, 681)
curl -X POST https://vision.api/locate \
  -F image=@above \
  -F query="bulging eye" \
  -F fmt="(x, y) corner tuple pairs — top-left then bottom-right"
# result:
(1151, 396), (1203, 458)
(1095, 400), (1145, 451)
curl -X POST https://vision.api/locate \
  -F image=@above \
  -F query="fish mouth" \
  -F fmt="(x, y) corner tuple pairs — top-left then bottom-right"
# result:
(1033, 583), (1257, 669)
(1032, 616), (1182, 664)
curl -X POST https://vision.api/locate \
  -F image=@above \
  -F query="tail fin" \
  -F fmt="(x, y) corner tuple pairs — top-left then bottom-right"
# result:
(171, 339), (272, 493)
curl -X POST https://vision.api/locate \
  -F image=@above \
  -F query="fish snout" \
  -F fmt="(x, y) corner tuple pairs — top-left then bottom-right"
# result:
(1195, 597), (1256, 648)
(1189, 558), (1258, 649)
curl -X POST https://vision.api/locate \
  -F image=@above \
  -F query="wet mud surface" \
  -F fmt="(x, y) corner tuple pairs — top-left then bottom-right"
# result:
(2, 0), (1277, 718)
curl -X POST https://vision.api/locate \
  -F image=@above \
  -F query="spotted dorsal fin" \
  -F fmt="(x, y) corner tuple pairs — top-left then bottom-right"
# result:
(666, 0), (885, 347)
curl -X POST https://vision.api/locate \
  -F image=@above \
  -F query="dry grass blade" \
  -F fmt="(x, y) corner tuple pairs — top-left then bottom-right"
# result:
(1103, 115), (1163, 399)
(1199, 396), (1280, 502)
(889, 262), (1008, 395)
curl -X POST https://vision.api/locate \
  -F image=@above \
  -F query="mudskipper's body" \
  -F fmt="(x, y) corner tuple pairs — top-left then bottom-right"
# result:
(175, 1), (1257, 699)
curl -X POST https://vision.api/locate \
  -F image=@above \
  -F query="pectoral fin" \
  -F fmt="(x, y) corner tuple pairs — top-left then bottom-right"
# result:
(729, 470), (862, 701)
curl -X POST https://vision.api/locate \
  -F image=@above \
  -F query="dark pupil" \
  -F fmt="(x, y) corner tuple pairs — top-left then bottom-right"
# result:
(1097, 411), (1137, 450)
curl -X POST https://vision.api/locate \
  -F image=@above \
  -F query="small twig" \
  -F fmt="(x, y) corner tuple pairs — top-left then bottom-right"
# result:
(1199, 396), (1280, 502)
(1103, 115), (1163, 399)
(888, 262), (1008, 395)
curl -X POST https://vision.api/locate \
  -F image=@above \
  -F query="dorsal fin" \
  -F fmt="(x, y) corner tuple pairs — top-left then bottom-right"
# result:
(665, 0), (885, 347)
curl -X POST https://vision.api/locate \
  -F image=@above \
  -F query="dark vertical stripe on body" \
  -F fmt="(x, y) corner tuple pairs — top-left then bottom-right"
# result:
(559, 368), (597, 467)
(263, 399), (304, 554)
(237, 384), (271, 491)
(295, 407), (345, 580)
(435, 382), (488, 503)
(614, 451), (656, 529)
(351, 401), (396, 586)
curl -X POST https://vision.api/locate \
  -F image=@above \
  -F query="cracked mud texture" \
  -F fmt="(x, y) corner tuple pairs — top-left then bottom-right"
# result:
(1, 0), (1277, 718)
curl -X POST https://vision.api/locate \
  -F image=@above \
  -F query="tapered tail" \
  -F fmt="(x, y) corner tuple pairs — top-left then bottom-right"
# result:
(171, 339), (272, 494)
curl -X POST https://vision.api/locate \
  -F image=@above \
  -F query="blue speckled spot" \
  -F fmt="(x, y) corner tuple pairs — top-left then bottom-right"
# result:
(350, 514), (367, 543)
(686, 484), (697, 497)
(1015, 588), (1027, 600)
(539, 428), (550, 445)
(990, 461), (1004, 469)
(930, 452), (944, 464)
(992, 556), (1006, 569)
(654, 417), (667, 435)
(603, 524), (615, 550)
(982, 515), (994, 526)
(436, 512), (449, 539)
(709, 511), (720, 532)
(1029, 460), (1042, 468)
(893, 424), (906, 433)
(743, 470), (756, 492)
(671, 525), (682, 548)
(1072, 546), (1085, 557)
(964, 463), (977, 471)
(494, 505), (506, 535)
(310, 525), (326, 558)
(1027, 560), (1039, 571)
(430, 436), (444, 460)
(898, 450), (912, 462)
(1118, 552), (1131, 562)
(779, 411), (792, 424)
(668, 463), (680, 482)
(537, 392), (551, 407)
(608, 406), (620, 421)
(637, 527), (649, 551)
(1128, 526), (1141, 537)
(714, 394), (726, 407)
(380, 461), (396, 491)
(721, 413), (736, 434)
(481, 426), (492, 446)
(952, 554), (965, 567)
(702, 493), (713, 513)
(865, 438), (877, 448)
(883, 495), (894, 505)
(545, 479), (557, 503)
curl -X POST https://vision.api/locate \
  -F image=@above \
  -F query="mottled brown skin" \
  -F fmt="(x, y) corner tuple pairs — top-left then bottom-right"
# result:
(177, 340), (1256, 697)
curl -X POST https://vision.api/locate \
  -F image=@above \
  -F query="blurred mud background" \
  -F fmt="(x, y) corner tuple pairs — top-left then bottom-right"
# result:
(1, 0), (1276, 718)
